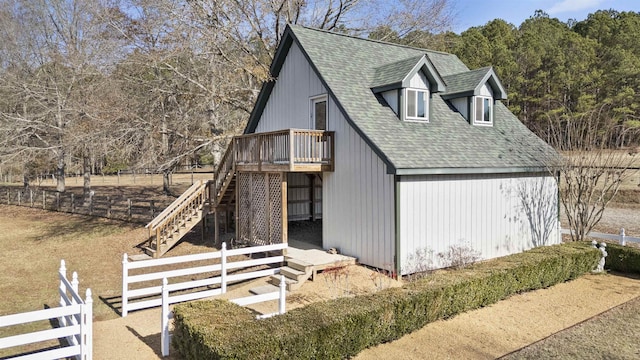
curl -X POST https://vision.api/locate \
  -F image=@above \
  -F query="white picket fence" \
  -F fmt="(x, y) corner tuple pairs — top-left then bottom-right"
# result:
(561, 227), (640, 246)
(121, 242), (287, 316)
(0, 260), (92, 360)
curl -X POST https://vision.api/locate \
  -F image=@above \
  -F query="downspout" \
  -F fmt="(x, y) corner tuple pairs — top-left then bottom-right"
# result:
(394, 175), (401, 278)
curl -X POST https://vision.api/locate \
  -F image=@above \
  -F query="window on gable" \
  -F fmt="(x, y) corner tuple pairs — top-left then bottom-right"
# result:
(405, 88), (429, 121)
(474, 96), (492, 125)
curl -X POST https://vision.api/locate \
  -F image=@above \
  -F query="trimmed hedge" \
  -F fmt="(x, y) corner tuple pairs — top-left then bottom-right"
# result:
(173, 243), (599, 360)
(606, 243), (640, 274)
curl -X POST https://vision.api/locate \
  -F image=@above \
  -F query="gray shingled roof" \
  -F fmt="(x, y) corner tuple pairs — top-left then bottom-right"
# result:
(370, 55), (424, 89)
(250, 25), (557, 173)
(442, 66), (492, 96)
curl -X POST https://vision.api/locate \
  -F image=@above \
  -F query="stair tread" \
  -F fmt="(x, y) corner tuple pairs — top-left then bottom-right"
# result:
(280, 266), (306, 276)
(270, 275), (298, 284)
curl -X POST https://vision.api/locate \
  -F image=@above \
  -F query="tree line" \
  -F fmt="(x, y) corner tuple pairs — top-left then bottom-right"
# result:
(1, 2), (639, 198)
(0, 0), (453, 194)
(372, 10), (640, 148)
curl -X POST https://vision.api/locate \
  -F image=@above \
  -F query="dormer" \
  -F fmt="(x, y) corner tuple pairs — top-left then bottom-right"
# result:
(371, 55), (446, 122)
(442, 67), (507, 127)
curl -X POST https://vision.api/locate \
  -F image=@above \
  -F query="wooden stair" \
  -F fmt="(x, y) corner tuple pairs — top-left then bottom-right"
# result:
(269, 258), (313, 291)
(144, 180), (210, 258)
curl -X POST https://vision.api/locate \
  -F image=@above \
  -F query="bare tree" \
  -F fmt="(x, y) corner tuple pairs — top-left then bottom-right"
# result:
(547, 106), (639, 241)
(0, 0), (126, 194)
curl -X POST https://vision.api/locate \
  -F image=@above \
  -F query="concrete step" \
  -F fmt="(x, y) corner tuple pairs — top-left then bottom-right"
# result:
(269, 275), (303, 291)
(287, 258), (313, 273)
(249, 284), (281, 295)
(280, 266), (311, 283)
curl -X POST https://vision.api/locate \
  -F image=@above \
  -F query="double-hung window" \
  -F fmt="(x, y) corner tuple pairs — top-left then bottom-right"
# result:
(474, 96), (493, 125)
(405, 88), (429, 121)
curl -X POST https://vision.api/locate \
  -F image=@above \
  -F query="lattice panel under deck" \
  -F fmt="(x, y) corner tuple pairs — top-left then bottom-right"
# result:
(269, 174), (282, 243)
(237, 172), (251, 243)
(250, 173), (268, 246)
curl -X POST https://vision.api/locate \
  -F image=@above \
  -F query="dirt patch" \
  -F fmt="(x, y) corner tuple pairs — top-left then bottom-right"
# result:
(355, 274), (640, 360)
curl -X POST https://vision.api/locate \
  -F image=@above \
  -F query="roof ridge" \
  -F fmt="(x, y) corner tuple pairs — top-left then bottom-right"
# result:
(290, 24), (453, 56)
(443, 66), (493, 78)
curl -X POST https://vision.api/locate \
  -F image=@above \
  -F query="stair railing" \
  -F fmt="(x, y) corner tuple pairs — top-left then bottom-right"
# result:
(212, 141), (235, 206)
(145, 180), (209, 255)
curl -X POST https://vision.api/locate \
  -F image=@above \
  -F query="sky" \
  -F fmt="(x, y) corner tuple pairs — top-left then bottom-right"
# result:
(452, 0), (640, 32)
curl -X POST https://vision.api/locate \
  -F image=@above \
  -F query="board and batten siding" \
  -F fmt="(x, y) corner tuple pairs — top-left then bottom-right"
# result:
(255, 42), (326, 132)
(323, 101), (395, 270)
(398, 172), (560, 274)
(252, 40), (396, 270)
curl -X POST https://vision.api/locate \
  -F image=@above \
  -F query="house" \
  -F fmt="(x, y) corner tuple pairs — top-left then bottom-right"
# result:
(146, 25), (561, 275)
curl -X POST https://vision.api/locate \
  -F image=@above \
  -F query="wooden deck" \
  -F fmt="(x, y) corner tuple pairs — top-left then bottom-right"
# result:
(234, 129), (334, 172)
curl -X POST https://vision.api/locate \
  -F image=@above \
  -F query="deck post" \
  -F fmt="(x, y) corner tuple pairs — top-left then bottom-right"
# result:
(281, 172), (288, 256)
(289, 129), (295, 171)
(214, 211), (219, 246)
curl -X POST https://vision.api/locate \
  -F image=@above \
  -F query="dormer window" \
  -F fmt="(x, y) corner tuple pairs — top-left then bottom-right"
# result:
(405, 88), (429, 121)
(474, 96), (492, 125)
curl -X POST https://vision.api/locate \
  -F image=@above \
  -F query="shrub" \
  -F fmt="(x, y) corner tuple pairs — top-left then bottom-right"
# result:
(606, 243), (640, 274)
(173, 242), (599, 360)
(437, 243), (481, 269)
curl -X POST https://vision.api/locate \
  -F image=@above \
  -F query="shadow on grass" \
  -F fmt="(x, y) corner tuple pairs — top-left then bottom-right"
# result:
(125, 326), (181, 359)
(99, 295), (124, 317)
(30, 215), (136, 243)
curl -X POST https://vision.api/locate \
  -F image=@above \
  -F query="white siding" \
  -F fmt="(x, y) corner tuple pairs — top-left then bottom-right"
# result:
(479, 83), (493, 97)
(253, 40), (396, 270)
(323, 102), (396, 270)
(408, 71), (429, 89)
(398, 173), (560, 274)
(451, 97), (468, 120)
(255, 42), (327, 132)
(381, 90), (398, 115)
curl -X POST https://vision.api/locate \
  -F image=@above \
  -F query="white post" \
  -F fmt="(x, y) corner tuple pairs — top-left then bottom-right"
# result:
(70, 272), (80, 346)
(59, 260), (67, 327)
(122, 254), (128, 317)
(279, 275), (286, 315)
(221, 242), (227, 293)
(81, 288), (93, 360)
(161, 278), (170, 357)
(620, 228), (626, 246)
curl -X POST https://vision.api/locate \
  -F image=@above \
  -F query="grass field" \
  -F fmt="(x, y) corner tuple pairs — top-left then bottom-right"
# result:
(0, 205), (216, 357)
(503, 292), (640, 359)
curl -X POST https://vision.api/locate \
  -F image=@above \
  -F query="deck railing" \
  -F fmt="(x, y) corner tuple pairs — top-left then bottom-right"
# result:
(234, 129), (334, 171)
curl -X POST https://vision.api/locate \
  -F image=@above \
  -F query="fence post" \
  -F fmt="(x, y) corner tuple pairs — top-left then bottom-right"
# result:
(30, 189), (33, 207)
(42, 190), (46, 209)
(70, 272), (80, 346)
(161, 277), (170, 357)
(56, 192), (60, 211)
(122, 254), (128, 317)
(81, 288), (93, 360)
(6, 190), (9, 205)
(59, 260), (67, 327)
(279, 275), (286, 315)
(221, 242), (227, 293)
(150, 200), (155, 219)
(620, 228), (626, 246)
(89, 192), (94, 216)
(106, 196), (112, 218)
(127, 199), (132, 219)
(71, 193), (75, 213)
(17, 191), (21, 206)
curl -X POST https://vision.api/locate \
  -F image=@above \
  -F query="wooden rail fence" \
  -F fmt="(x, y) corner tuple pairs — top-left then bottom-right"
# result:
(0, 260), (92, 360)
(3, 187), (172, 223)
